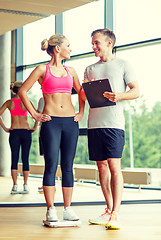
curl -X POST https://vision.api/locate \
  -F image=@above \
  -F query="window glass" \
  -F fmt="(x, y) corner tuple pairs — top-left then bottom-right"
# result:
(66, 55), (96, 84)
(63, 0), (104, 55)
(23, 67), (42, 104)
(116, 44), (161, 109)
(23, 15), (55, 65)
(71, 94), (89, 129)
(22, 68), (42, 164)
(117, 45), (161, 187)
(67, 56), (98, 129)
(75, 136), (92, 165)
(115, 0), (161, 45)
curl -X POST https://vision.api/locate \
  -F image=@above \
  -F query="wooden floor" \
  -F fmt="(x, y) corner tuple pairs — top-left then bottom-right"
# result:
(0, 204), (161, 240)
(0, 176), (161, 239)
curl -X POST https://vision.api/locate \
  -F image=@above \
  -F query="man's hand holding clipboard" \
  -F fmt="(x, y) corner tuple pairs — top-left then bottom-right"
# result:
(82, 79), (116, 108)
(103, 91), (119, 103)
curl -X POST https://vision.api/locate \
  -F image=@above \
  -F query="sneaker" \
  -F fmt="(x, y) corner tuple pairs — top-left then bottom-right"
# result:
(46, 206), (58, 222)
(10, 185), (18, 194)
(23, 184), (29, 194)
(105, 211), (120, 230)
(63, 207), (79, 221)
(38, 186), (44, 193)
(88, 208), (111, 225)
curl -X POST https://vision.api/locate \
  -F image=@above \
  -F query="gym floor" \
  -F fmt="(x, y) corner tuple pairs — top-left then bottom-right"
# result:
(0, 176), (161, 240)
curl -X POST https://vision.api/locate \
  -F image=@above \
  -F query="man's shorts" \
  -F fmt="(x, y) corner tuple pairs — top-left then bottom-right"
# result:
(88, 128), (125, 161)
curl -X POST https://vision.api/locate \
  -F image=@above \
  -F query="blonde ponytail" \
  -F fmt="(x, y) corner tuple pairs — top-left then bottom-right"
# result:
(41, 34), (66, 56)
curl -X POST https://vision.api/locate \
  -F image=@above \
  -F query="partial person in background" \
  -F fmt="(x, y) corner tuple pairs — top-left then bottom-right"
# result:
(37, 97), (45, 193)
(81, 28), (139, 230)
(0, 81), (38, 194)
(18, 34), (84, 222)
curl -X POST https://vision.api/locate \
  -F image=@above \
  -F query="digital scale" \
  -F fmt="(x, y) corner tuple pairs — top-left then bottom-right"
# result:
(43, 220), (81, 228)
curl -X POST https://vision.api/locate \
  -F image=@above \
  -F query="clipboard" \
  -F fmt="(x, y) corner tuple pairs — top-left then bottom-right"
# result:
(82, 79), (116, 108)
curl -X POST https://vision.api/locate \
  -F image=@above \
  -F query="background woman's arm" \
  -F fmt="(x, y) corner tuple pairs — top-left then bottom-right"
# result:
(0, 100), (11, 132)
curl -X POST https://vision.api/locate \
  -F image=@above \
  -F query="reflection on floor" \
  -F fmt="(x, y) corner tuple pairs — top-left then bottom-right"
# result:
(0, 176), (161, 204)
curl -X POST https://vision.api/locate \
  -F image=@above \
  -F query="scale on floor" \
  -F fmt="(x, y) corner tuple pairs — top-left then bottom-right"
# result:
(43, 220), (81, 228)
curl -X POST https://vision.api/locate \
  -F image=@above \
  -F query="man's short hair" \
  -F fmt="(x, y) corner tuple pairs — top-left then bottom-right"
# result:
(91, 29), (116, 47)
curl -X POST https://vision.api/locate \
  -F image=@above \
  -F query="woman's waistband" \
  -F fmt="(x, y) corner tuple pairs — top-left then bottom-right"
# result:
(45, 116), (76, 124)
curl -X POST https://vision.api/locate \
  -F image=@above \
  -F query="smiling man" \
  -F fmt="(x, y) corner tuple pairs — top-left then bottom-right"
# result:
(82, 29), (139, 230)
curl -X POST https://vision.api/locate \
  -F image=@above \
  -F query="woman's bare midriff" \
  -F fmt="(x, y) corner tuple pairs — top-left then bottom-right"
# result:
(11, 116), (30, 129)
(43, 93), (75, 117)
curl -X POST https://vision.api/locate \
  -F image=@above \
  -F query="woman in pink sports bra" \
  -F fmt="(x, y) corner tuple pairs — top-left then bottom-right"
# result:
(0, 81), (38, 194)
(19, 34), (85, 222)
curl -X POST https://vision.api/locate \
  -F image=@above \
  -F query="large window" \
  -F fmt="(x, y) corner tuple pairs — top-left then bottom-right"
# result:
(115, 0), (161, 45)
(18, 0), (161, 190)
(23, 15), (55, 65)
(63, 0), (104, 55)
(116, 44), (161, 110)
(116, 44), (161, 171)
(66, 55), (96, 84)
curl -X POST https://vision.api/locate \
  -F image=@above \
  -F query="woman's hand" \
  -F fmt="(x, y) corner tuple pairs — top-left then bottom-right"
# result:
(74, 111), (84, 122)
(33, 112), (51, 122)
(30, 127), (36, 133)
(5, 128), (11, 133)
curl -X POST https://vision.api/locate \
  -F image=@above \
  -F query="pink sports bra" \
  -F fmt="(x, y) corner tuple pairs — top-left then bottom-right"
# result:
(10, 98), (28, 117)
(41, 64), (73, 94)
